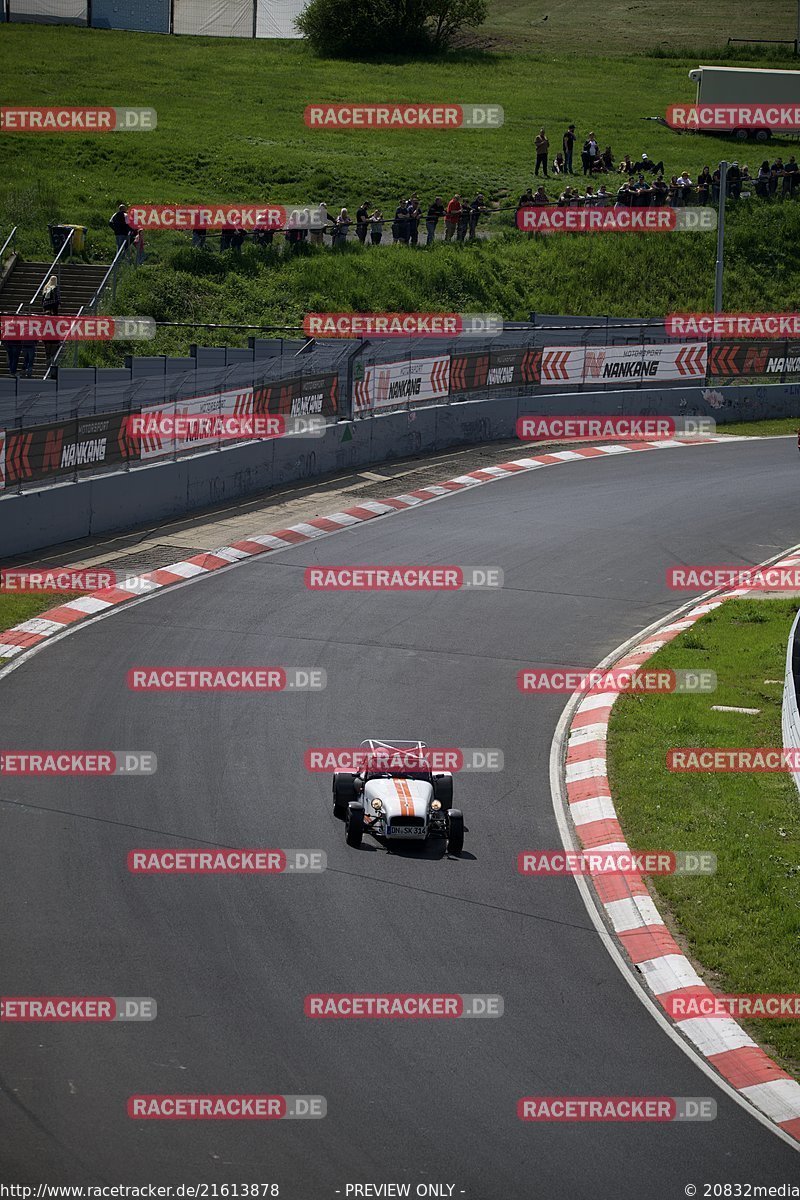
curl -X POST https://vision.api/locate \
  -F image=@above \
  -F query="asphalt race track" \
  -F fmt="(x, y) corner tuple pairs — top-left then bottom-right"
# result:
(2, 437), (799, 1196)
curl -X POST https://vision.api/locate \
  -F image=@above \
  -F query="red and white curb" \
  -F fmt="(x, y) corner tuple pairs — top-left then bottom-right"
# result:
(0, 437), (737, 662)
(560, 552), (800, 1147)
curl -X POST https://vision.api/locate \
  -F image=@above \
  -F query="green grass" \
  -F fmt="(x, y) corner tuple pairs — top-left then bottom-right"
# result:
(0, 593), (76, 665)
(1, 25), (800, 359)
(608, 598), (800, 1074)
(718, 418), (800, 437)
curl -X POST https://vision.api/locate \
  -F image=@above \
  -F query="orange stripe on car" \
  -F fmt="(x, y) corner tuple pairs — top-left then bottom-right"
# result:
(393, 778), (414, 815)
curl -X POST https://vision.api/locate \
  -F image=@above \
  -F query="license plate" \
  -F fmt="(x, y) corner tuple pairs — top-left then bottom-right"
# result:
(387, 825), (426, 838)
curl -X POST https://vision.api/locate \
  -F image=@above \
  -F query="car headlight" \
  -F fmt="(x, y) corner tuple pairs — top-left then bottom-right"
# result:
(371, 799), (383, 811)
(431, 800), (441, 811)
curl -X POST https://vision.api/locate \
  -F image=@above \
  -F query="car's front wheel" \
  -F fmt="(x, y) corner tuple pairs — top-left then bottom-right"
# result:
(446, 809), (464, 856)
(346, 802), (365, 848)
(333, 771), (357, 818)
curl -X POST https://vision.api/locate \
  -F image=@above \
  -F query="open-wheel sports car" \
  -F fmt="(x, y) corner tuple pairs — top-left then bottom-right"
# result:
(332, 739), (464, 855)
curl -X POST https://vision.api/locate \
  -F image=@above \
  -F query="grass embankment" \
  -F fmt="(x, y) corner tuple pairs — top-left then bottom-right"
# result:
(608, 598), (800, 1074)
(719, 419), (800, 437)
(2, 27), (800, 361)
(0, 593), (77, 665)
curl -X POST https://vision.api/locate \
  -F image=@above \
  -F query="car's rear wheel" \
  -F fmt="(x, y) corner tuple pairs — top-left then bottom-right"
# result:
(433, 773), (453, 811)
(346, 802), (365, 848)
(333, 771), (357, 818)
(446, 809), (464, 856)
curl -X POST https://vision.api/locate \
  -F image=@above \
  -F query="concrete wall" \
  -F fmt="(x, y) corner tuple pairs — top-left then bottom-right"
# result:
(2, 381), (800, 557)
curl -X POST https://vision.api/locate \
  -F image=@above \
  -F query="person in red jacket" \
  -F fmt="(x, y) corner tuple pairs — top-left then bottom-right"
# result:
(444, 194), (461, 242)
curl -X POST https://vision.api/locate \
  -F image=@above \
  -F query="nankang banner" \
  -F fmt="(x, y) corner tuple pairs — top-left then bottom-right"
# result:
(3, 412), (132, 485)
(540, 343), (707, 385)
(708, 342), (800, 377)
(353, 356), (450, 412)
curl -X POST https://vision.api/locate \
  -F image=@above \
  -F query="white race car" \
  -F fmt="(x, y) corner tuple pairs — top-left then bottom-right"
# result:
(332, 739), (464, 855)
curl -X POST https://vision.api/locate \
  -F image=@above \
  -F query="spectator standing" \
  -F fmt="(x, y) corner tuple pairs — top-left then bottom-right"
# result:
(109, 204), (131, 252)
(755, 161), (771, 199)
(533, 185), (549, 204)
(596, 183), (611, 206)
(2, 331), (21, 378)
(334, 208), (351, 245)
(41, 274), (60, 316)
(370, 208), (384, 245)
(355, 201), (370, 243)
(782, 156), (798, 197)
(426, 195), (445, 244)
(133, 228), (146, 265)
(407, 195), (422, 245)
(727, 161), (741, 200)
(468, 193), (487, 240)
(456, 200), (470, 241)
(585, 132), (599, 175)
(393, 201), (409, 244)
(583, 185), (600, 207)
(535, 127), (550, 177)
(601, 145), (614, 172)
(192, 227), (207, 249)
(615, 180), (632, 207)
(20, 312), (37, 379)
(444, 195), (461, 242)
(562, 124), (576, 174)
(696, 166), (712, 205)
(309, 202), (327, 245)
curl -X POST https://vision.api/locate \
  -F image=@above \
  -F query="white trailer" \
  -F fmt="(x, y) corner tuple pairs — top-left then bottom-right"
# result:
(688, 66), (800, 139)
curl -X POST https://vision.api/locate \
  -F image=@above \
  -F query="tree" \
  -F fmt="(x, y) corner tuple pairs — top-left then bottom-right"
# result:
(295, 0), (487, 56)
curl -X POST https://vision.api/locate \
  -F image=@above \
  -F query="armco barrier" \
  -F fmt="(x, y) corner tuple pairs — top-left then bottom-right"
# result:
(782, 606), (800, 800)
(2, 382), (800, 557)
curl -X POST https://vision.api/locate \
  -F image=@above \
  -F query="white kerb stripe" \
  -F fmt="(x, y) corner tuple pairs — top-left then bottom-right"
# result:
(285, 523), (329, 538)
(62, 596), (115, 614)
(161, 561), (207, 579)
(0, 643), (24, 657)
(637, 954), (704, 996)
(565, 757), (607, 784)
(576, 691), (618, 713)
(568, 723), (608, 746)
(678, 1016), (757, 1057)
(739, 1079), (800, 1124)
(569, 796), (617, 825)
(207, 547), (251, 562)
(604, 895), (664, 933)
(12, 618), (67, 636)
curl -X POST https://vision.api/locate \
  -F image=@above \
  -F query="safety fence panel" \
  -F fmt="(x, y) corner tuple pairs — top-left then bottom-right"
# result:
(173, 0), (254, 36)
(8, 0), (87, 22)
(255, 0), (303, 38)
(91, 0), (170, 32)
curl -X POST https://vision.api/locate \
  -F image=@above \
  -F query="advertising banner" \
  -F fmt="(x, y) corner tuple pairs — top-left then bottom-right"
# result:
(354, 356), (450, 412)
(709, 341), (800, 377)
(3, 412), (131, 485)
(486, 347), (541, 388)
(541, 343), (707, 386)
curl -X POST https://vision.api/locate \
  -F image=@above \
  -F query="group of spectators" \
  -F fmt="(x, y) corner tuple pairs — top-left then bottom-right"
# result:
(527, 125), (800, 206)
